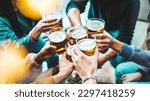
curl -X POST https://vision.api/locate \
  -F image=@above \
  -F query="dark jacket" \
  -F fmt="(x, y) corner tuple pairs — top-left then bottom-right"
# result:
(66, 0), (140, 45)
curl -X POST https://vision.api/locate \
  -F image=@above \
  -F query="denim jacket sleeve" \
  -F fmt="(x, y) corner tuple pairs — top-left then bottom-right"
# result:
(120, 43), (150, 68)
(0, 17), (35, 50)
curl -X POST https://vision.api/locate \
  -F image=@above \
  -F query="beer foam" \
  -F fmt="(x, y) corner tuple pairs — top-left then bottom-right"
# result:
(49, 31), (66, 43)
(46, 12), (62, 20)
(87, 20), (104, 31)
(71, 29), (87, 39)
(78, 39), (96, 51)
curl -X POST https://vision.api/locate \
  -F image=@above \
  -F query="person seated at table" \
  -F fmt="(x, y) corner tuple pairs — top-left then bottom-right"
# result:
(0, 0), (59, 68)
(0, 41), (74, 84)
(93, 13), (150, 84)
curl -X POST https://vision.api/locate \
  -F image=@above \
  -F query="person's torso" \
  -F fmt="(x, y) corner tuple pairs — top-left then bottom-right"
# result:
(88, 0), (133, 31)
(16, 11), (37, 37)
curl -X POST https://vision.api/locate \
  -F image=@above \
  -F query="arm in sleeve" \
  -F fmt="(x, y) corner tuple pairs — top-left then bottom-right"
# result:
(120, 43), (150, 68)
(0, 18), (36, 51)
(117, 0), (140, 45)
(66, 0), (89, 14)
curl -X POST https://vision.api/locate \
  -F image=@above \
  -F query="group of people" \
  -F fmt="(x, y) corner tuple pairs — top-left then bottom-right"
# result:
(0, 0), (150, 84)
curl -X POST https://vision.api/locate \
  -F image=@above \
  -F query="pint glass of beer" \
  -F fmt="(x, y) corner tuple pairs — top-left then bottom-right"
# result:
(86, 18), (105, 37)
(86, 18), (106, 51)
(43, 12), (63, 31)
(77, 37), (96, 56)
(48, 29), (68, 54)
(65, 42), (74, 62)
(67, 26), (87, 45)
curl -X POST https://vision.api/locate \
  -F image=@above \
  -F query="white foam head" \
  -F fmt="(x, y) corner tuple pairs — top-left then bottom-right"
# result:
(71, 29), (87, 39)
(48, 31), (66, 43)
(43, 12), (62, 21)
(87, 20), (104, 31)
(78, 39), (96, 51)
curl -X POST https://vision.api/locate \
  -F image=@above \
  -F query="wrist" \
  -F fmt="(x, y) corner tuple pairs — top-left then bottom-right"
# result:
(136, 72), (142, 78)
(111, 39), (123, 52)
(29, 26), (42, 41)
(29, 32), (39, 42)
(53, 72), (68, 83)
(34, 54), (44, 64)
(81, 71), (97, 81)
(27, 53), (42, 71)
(136, 69), (144, 78)
(57, 71), (69, 78)
(82, 75), (98, 84)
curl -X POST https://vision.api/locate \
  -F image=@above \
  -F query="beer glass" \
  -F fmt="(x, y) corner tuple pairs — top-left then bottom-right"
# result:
(77, 36), (96, 56)
(86, 18), (106, 51)
(65, 42), (74, 62)
(67, 26), (87, 45)
(86, 18), (105, 37)
(43, 12), (63, 33)
(48, 29), (68, 54)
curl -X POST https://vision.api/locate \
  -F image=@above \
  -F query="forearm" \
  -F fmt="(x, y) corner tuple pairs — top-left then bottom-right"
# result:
(53, 73), (68, 84)
(98, 49), (117, 65)
(67, 8), (82, 26)
(16, 35), (37, 51)
(26, 53), (42, 71)
(111, 38), (124, 52)
(97, 37), (123, 65)
(66, 0), (88, 26)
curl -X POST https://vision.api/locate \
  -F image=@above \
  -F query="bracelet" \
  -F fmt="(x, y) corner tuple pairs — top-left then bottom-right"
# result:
(32, 55), (42, 71)
(82, 75), (98, 83)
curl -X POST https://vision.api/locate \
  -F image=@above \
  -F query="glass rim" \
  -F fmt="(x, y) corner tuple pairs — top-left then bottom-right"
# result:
(48, 29), (67, 43)
(87, 18), (105, 22)
(76, 36), (96, 51)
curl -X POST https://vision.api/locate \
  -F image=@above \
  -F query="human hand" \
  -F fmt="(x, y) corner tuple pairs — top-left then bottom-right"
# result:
(71, 46), (99, 80)
(34, 42), (56, 64)
(30, 18), (60, 41)
(92, 31), (123, 52)
(58, 52), (74, 77)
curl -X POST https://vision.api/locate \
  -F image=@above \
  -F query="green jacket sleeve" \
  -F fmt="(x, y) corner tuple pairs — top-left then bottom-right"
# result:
(66, 0), (89, 14)
(0, 17), (35, 50)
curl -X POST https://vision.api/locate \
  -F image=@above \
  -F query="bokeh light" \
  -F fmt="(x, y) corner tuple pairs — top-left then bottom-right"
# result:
(16, 0), (61, 20)
(0, 41), (29, 83)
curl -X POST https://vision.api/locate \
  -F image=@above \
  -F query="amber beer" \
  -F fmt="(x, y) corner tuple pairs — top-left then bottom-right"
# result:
(43, 12), (63, 31)
(48, 31), (68, 54)
(86, 18), (105, 37)
(77, 38), (96, 56)
(67, 26), (87, 45)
